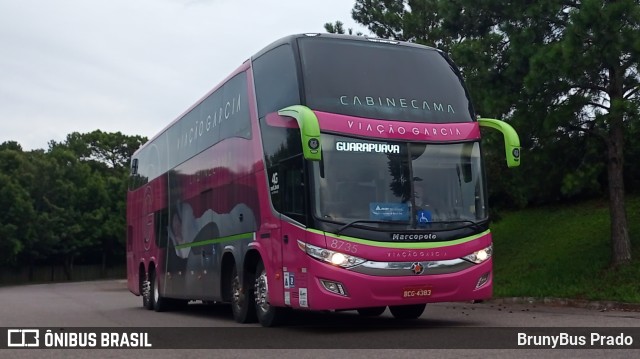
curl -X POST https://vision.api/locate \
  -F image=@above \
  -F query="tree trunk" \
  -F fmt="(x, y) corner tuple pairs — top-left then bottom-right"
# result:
(28, 257), (34, 281)
(63, 255), (74, 281)
(606, 122), (631, 266)
(101, 250), (107, 278)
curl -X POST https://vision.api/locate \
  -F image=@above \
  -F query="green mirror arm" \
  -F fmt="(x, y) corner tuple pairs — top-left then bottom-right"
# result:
(278, 105), (322, 161)
(478, 118), (521, 168)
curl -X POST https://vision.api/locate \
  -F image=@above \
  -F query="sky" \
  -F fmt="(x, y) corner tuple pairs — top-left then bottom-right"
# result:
(0, 0), (368, 151)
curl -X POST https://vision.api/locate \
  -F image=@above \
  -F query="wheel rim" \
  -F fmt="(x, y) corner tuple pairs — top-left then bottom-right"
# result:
(142, 277), (151, 306)
(254, 270), (269, 313)
(231, 273), (242, 310)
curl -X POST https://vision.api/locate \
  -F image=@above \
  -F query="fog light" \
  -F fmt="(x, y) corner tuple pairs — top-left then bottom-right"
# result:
(476, 272), (490, 289)
(320, 279), (348, 296)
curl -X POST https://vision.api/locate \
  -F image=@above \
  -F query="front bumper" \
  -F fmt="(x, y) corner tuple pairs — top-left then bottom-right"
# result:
(286, 256), (492, 311)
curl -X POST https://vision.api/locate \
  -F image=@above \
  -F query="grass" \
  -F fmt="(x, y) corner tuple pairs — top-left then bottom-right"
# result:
(490, 194), (640, 303)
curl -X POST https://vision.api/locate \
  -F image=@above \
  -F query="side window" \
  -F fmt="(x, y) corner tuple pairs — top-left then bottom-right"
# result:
(169, 72), (250, 169)
(218, 73), (251, 141)
(252, 44), (300, 118)
(260, 118), (306, 224)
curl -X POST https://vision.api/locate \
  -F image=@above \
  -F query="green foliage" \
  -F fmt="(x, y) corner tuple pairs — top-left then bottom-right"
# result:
(58, 130), (146, 170)
(491, 195), (640, 302)
(0, 174), (32, 266)
(0, 131), (146, 275)
(324, 21), (346, 34)
(351, 0), (452, 47)
(343, 0), (640, 265)
(324, 20), (363, 36)
(345, 0), (639, 199)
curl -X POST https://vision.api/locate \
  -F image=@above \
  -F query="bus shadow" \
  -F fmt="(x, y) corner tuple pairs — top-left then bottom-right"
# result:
(171, 302), (481, 330)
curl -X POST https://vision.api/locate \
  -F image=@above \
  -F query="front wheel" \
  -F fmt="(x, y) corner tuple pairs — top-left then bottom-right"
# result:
(150, 268), (171, 312)
(254, 260), (289, 327)
(389, 304), (426, 319)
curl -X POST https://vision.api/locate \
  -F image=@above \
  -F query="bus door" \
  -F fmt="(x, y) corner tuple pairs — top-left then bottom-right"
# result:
(277, 154), (311, 309)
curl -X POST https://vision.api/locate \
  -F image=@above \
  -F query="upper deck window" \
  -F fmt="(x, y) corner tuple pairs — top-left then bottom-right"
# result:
(253, 44), (300, 119)
(298, 38), (474, 124)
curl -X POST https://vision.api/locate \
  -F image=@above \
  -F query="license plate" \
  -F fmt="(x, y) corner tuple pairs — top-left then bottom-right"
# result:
(402, 286), (432, 298)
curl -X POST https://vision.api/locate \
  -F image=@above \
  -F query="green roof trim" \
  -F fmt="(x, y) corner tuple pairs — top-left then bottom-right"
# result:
(278, 105), (322, 161)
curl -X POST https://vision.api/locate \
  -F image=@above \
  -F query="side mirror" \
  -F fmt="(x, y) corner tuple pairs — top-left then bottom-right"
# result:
(478, 118), (521, 168)
(278, 105), (322, 161)
(131, 158), (139, 175)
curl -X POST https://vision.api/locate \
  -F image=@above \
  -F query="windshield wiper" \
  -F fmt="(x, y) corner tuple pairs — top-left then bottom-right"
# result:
(335, 219), (408, 235)
(419, 219), (485, 232)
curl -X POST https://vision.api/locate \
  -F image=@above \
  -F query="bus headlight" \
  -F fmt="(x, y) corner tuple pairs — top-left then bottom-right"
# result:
(329, 252), (346, 265)
(297, 241), (366, 268)
(463, 245), (493, 264)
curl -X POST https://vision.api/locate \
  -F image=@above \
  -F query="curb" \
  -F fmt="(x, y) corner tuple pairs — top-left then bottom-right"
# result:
(488, 297), (640, 312)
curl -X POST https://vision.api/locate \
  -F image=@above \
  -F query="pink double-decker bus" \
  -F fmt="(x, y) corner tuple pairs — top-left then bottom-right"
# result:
(126, 33), (521, 327)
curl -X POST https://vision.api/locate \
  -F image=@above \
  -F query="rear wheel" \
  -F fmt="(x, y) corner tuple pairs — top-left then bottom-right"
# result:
(389, 304), (426, 319)
(230, 265), (257, 323)
(150, 268), (170, 312)
(254, 260), (289, 327)
(357, 306), (386, 317)
(141, 269), (152, 310)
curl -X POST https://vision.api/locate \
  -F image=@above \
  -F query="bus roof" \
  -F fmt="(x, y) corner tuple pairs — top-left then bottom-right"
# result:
(133, 33), (442, 157)
(251, 33), (441, 60)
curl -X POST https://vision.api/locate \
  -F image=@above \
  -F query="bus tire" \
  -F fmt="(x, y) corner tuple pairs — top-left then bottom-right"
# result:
(230, 265), (257, 323)
(389, 304), (426, 319)
(141, 268), (152, 310)
(150, 268), (170, 312)
(254, 260), (289, 327)
(357, 306), (386, 317)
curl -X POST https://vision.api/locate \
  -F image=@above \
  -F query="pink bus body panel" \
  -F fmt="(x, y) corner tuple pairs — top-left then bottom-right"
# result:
(263, 222), (492, 310)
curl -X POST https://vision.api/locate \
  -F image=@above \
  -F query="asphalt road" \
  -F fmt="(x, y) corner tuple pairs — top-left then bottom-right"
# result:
(1, 279), (638, 358)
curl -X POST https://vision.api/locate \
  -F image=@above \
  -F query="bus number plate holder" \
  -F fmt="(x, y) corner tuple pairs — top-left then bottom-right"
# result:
(402, 286), (432, 298)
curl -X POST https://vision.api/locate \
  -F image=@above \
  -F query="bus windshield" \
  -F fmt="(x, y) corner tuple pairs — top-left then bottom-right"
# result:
(298, 37), (474, 123)
(311, 134), (487, 230)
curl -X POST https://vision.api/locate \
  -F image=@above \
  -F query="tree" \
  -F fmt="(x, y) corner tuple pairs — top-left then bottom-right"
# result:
(324, 21), (363, 36)
(442, 0), (639, 266)
(61, 130), (146, 169)
(340, 0), (640, 266)
(0, 146), (56, 276)
(351, 0), (454, 46)
(0, 144), (42, 268)
(324, 21), (347, 34)
(0, 131), (146, 280)
(525, 0), (639, 266)
(0, 174), (32, 266)
(50, 131), (147, 275)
